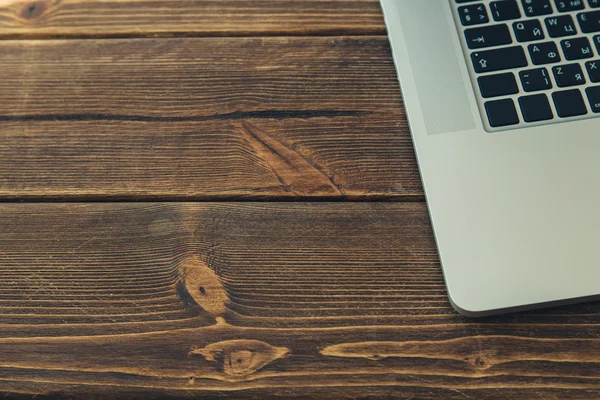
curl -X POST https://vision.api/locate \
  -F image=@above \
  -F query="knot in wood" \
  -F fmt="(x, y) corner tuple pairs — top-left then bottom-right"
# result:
(178, 256), (228, 316)
(466, 353), (493, 370)
(190, 339), (290, 377)
(20, 1), (50, 20)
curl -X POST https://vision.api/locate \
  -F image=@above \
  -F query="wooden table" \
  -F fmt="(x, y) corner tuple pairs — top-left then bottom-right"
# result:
(0, 1), (598, 398)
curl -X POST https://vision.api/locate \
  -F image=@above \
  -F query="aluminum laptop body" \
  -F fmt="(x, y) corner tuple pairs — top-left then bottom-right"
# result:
(381, 0), (600, 316)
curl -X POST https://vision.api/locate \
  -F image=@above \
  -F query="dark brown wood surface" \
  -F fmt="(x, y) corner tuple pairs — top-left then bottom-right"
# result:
(2, 203), (600, 399)
(0, 0), (386, 38)
(0, 1), (596, 399)
(0, 37), (420, 200)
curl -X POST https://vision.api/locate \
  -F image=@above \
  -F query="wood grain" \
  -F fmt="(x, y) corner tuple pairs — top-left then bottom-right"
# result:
(1, 203), (600, 399)
(0, 37), (420, 200)
(0, 0), (386, 38)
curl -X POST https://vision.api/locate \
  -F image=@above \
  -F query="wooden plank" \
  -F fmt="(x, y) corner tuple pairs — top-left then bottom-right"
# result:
(0, 37), (421, 200)
(1, 202), (600, 398)
(0, 0), (386, 38)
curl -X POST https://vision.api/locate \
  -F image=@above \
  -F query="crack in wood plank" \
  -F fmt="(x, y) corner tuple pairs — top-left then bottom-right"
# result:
(238, 120), (343, 197)
(0, 110), (365, 122)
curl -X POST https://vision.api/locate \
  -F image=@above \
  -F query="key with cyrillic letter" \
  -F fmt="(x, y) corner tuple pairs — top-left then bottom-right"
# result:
(577, 11), (600, 33)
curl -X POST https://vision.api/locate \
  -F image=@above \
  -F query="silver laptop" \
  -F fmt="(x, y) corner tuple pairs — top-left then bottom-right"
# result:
(381, 0), (600, 316)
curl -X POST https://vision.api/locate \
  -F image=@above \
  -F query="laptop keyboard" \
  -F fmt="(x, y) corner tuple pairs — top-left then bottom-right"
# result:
(451, 0), (600, 130)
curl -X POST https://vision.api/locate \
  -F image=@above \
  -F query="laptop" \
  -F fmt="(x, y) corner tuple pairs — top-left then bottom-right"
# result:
(380, 0), (600, 316)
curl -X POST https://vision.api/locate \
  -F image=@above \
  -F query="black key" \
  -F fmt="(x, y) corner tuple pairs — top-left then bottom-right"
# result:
(585, 86), (600, 112)
(520, 68), (553, 91)
(590, 0), (600, 7)
(554, 0), (585, 11)
(553, 89), (588, 117)
(545, 15), (578, 37)
(552, 63), (586, 86)
(522, 0), (554, 16)
(561, 37), (594, 60)
(465, 24), (513, 49)
(472, 46), (528, 73)
(485, 99), (520, 126)
(491, 0), (522, 21)
(593, 35), (600, 52)
(459, 4), (490, 26)
(519, 94), (554, 122)
(585, 60), (600, 81)
(577, 11), (600, 33)
(528, 41), (562, 64)
(513, 20), (545, 42)
(585, 86), (600, 113)
(478, 73), (520, 97)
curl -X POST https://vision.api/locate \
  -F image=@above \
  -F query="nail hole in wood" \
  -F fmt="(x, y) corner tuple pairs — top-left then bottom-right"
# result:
(199, 286), (206, 295)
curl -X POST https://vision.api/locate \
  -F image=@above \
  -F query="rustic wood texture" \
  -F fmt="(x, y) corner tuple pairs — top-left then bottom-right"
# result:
(0, 36), (421, 200)
(1, 203), (599, 399)
(0, 0), (385, 38)
(2, 1), (593, 398)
